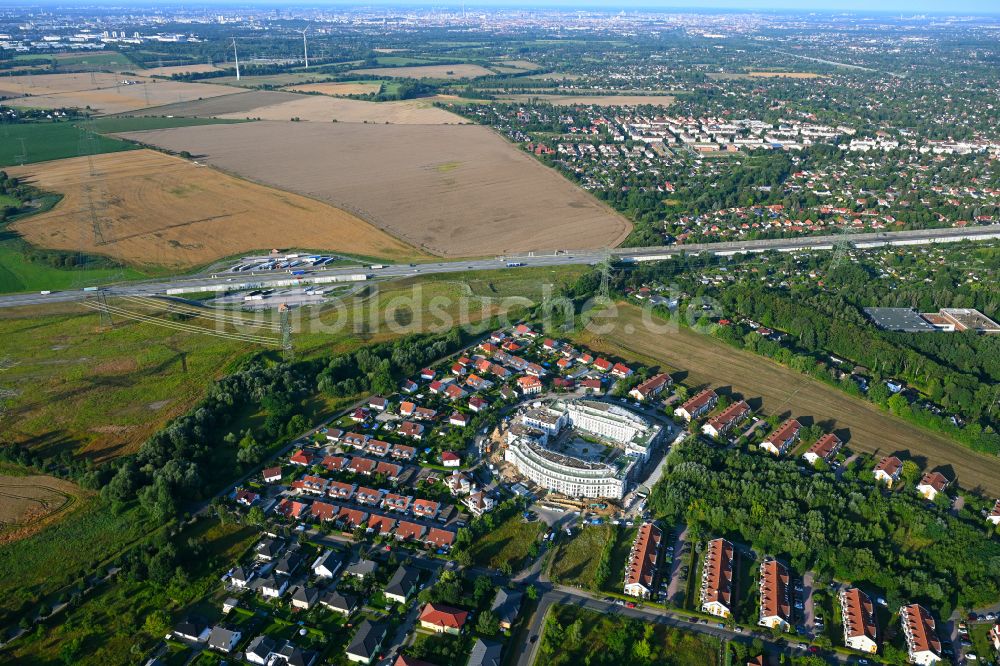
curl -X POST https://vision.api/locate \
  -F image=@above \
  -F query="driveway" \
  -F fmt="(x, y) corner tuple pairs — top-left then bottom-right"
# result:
(802, 571), (817, 638)
(665, 525), (689, 606)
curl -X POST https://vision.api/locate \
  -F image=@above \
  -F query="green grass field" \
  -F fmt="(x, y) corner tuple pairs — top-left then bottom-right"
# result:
(0, 122), (136, 167)
(0, 117), (245, 167)
(467, 514), (542, 573)
(550, 524), (614, 588)
(601, 526), (638, 594)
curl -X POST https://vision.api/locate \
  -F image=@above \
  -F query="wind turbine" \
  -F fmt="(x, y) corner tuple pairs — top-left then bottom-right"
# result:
(301, 28), (309, 68)
(232, 37), (240, 81)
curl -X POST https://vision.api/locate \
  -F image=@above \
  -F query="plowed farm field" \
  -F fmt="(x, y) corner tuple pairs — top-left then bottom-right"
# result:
(117, 121), (633, 257)
(9, 150), (429, 267)
(574, 303), (1000, 495)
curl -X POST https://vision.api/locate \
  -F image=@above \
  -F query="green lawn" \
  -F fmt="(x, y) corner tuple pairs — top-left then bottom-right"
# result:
(600, 526), (639, 594)
(538, 604), (721, 666)
(467, 514), (543, 573)
(550, 524), (613, 589)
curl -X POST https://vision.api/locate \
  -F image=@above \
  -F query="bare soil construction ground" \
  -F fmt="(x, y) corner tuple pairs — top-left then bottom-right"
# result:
(348, 63), (496, 79)
(0, 473), (88, 545)
(282, 81), (383, 96)
(9, 150), (428, 267)
(117, 121), (632, 256)
(498, 94), (675, 107)
(4, 74), (240, 115)
(574, 303), (1000, 495)
(142, 63), (223, 77)
(138, 89), (464, 124)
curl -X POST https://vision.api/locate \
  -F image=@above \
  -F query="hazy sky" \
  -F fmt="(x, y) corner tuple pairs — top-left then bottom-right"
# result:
(342, 0), (998, 12)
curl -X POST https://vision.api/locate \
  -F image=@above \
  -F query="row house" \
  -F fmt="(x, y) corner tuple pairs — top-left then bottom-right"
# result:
(899, 604), (942, 665)
(988, 499), (1000, 526)
(366, 440), (392, 457)
(383, 493), (413, 513)
(412, 499), (441, 520)
(367, 514), (396, 536)
(623, 522), (662, 599)
(758, 559), (792, 632)
(760, 419), (801, 456)
(803, 433), (843, 466)
(391, 444), (417, 461)
(328, 481), (356, 501)
(348, 457), (377, 476)
(611, 362), (633, 378)
(674, 389), (718, 422)
(702, 400), (751, 438)
(700, 538), (735, 618)
(628, 373), (672, 402)
(840, 588), (878, 654)
(355, 487), (384, 506)
(342, 433), (370, 449)
(322, 454), (348, 470)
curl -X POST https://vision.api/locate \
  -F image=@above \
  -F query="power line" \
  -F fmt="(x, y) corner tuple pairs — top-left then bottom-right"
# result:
(81, 300), (281, 345)
(118, 295), (283, 331)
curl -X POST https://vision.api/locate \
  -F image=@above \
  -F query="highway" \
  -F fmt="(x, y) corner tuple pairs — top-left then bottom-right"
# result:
(2, 224), (998, 310)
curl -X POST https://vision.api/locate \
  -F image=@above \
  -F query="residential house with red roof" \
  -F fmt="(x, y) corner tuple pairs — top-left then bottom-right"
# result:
(399, 422), (425, 440)
(337, 507), (367, 529)
(702, 400), (751, 438)
(322, 455), (349, 472)
(674, 389), (718, 422)
(367, 514), (396, 536)
(700, 538), (734, 618)
(900, 604), (942, 665)
(874, 456), (903, 487)
(395, 521), (426, 542)
(276, 499), (308, 520)
(347, 457), (377, 476)
(366, 440), (392, 457)
(628, 372), (674, 402)
(449, 412), (469, 427)
(441, 451), (461, 468)
(840, 588), (878, 654)
(803, 433), (843, 466)
(611, 362), (633, 378)
(916, 472), (949, 501)
(390, 444), (416, 461)
(412, 499), (441, 520)
(342, 433), (370, 449)
(464, 491), (495, 517)
(760, 419), (802, 456)
(468, 396), (488, 413)
(444, 384), (469, 401)
(425, 528), (456, 550)
(311, 501), (337, 522)
(368, 397), (388, 412)
(758, 559), (792, 632)
(517, 376), (543, 395)
(263, 467), (282, 483)
(235, 489), (259, 506)
(289, 450), (316, 467)
(375, 461), (402, 480)
(383, 493), (413, 513)
(593, 358), (613, 373)
(419, 604), (469, 635)
(624, 522), (662, 599)
(327, 481), (356, 501)
(355, 487), (384, 506)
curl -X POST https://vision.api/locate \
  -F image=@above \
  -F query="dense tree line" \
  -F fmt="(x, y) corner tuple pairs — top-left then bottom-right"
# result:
(647, 439), (1000, 613)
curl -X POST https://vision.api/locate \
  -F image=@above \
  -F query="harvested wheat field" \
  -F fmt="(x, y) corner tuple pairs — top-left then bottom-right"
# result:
(0, 72), (152, 97)
(499, 94), (675, 107)
(349, 63), (496, 79)
(9, 150), (429, 267)
(6, 77), (240, 115)
(143, 63), (223, 77)
(139, 89), (464, 124)
(0, 474), (86, 544)
(283, 81), (383, 96)
(117, 121), (632, 257)
(574, 303), (1000, 496)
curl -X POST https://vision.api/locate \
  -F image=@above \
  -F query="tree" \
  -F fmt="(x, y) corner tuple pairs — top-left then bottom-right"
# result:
(247, 506), (266, 526)
(476, 610), (500, 636)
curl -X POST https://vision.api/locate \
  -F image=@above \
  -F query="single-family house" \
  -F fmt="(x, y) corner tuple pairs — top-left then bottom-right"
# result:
(312, 549), (342, 579)
(346, 619), (387, 665)
(207, 625), (242, 654)
(419, 603), (469, 635)
(490, 589), (523, 631)
(385, 564), (421, 604)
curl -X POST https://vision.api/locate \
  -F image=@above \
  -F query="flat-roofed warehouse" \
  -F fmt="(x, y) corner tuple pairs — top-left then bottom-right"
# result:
(863, 307), (937, 333)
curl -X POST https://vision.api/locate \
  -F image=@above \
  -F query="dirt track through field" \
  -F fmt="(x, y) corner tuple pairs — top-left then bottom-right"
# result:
(116, 121), (633, 257)
(9, 150), (429, 267)
(574, 303), (1000, 495)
